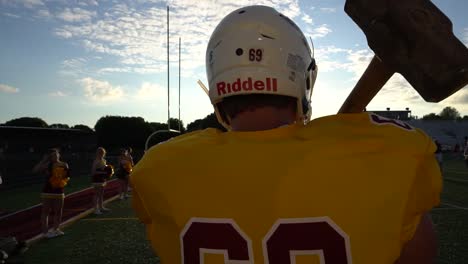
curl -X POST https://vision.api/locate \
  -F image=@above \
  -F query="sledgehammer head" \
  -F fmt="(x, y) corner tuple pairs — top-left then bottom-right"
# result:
(345, 0), (468, 102)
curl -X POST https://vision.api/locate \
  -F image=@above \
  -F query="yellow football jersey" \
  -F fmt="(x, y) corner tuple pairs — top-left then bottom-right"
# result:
(131, 113), (441, 264)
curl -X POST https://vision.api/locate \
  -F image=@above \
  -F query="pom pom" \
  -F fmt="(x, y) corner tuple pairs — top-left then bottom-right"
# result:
(50, 166), (69, 188)
(123, 163), (133, 174)
(104, 165), (114, 179)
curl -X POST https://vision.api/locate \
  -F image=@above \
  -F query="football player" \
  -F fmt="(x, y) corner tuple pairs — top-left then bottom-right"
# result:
(131, 5), (441, 264)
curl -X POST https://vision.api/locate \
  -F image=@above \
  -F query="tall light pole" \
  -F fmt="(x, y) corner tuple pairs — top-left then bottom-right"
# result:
(178, 37), (181, 132)
(167, 5), (170, 130)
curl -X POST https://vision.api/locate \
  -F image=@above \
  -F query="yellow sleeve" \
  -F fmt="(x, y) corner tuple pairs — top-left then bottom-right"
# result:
(132, 187), (152, 224)
(131, 187), (156, 244)
(129, 157), (152, 243)
(400, 139), (442, 245)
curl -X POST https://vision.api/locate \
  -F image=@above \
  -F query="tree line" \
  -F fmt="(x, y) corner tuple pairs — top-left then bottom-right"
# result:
(1, 106), (465, 150)
(0, 117), (95, 132)
(421, 106), (468, 121)
(0, 114), (225, 151)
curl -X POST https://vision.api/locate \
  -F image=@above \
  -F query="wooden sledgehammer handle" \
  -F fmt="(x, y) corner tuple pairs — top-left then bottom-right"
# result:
(338, 55), (395, 113)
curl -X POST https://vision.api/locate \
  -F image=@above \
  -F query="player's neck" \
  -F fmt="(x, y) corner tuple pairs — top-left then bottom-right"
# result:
(230, 107), (296, 132)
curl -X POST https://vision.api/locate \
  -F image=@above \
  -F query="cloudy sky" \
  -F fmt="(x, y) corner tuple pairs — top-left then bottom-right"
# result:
(1, 0), (467, 128)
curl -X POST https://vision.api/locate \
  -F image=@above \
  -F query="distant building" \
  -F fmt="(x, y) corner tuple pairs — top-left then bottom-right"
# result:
(368, 107), (412, 120)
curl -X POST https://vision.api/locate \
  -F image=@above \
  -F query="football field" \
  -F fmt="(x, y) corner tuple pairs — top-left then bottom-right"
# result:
(432, 157), (468, 264)
(23, 198), (159, 264)
(22, 157), (468, 264)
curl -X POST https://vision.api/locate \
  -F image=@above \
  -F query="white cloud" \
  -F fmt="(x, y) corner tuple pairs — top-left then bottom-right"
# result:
(78, 0), (98, 7)
(375, 75), (422, 104)
(62, 58), (87, 68)
(55, 28), (73, 38)
(313, 46), (351, 72)
(0, 84), (19, 93)
(343, 49), (374, 78)
(98, 67), (132, 74)
(315, 46), (349, 57)
(59, 58), (88, 76)
(301, 14), (313, 24)
(52, 0), (302, 76)
(307, 24), (332, 38)
(57, 7), (96, 22)
(133, 65), (166, 74)
(2, 12), (20, 18)
(80, 77), (124, 102)
(22, 0), (44, 8)
(78, 78), (166, 104)
(36, 9), (51, 18)
(82, 39), (122, 56)
(320, 7), (336, 13)
(444, 85), (468, 105)
(49, 91), (67, 97)
(134, 82), (165, 101)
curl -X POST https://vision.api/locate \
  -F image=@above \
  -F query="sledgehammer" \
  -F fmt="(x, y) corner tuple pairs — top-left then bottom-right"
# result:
(338, 0), (468, 113)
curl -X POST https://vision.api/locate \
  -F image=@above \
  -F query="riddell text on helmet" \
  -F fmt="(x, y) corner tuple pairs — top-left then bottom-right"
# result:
(216, 77), (278, 96)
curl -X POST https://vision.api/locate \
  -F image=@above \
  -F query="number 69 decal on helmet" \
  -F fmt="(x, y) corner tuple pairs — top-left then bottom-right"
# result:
(180, 217), (352, 264)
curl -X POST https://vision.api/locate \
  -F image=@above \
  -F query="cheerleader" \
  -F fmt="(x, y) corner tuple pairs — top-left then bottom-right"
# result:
(126, 147), (134, 193)
(91, 147), (113, 215)
(464, 142), (468, 168)
(116, 148), (132, 200)
(33, 148), (70, 238)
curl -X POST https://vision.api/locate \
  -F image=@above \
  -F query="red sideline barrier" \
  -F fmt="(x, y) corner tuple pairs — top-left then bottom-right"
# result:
(0, 179), (121, 241)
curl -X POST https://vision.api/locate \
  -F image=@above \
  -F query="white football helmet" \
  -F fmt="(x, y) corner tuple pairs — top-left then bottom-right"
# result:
(206, 5), (318, 130)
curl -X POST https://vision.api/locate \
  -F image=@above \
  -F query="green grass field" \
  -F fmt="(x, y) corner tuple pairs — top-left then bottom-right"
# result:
(24, 199), (159, 264)
(16, 157), (468, 263)
(432, 157), (468, 264)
